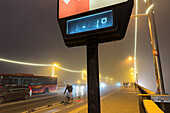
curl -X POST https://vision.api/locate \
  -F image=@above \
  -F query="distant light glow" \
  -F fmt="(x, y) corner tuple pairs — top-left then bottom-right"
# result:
(81, 86), (85, 90)
(54, 64), (59, 67)
(129, 57), (133, 61)
(144, 0), (146, 3)
(82, 70), (87, 80)
(0, 58), (52, 66)
(77, 80), (81, 84)
(76, 86), (79, 93)
(0, 57), (82, 73)
(146, 4), (154, 14)
(100, 82), (106, 88)
(58, 66), (82, 73)
(116, 83), (121, 87)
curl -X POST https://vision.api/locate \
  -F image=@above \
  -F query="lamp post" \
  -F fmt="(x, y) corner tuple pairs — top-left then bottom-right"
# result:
(52, 64), (59, 77)
(145, 0), (165, 95)
(128, 57), (138, 83)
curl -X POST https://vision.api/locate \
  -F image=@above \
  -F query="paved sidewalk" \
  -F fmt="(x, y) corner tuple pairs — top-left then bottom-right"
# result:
(71, 87), (139, 113)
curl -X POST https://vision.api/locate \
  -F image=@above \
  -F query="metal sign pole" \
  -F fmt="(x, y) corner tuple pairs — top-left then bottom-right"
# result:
(146, 0), (165, 94)
(86, 40), (101, 113)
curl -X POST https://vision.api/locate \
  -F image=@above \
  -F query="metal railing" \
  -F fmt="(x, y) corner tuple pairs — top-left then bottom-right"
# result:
(137, 84), (170, 113)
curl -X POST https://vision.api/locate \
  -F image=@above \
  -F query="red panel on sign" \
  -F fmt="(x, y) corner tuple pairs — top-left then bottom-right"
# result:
(59, 0), (89, 18)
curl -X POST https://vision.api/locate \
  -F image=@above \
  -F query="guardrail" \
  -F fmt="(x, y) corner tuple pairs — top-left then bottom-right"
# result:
(137, 84), (170, 113)
(143, 100), (164, 113)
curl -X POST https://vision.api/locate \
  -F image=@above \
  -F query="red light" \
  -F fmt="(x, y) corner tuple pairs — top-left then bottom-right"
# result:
(29, 86), (32, 91)
(77, 100), (83, 102)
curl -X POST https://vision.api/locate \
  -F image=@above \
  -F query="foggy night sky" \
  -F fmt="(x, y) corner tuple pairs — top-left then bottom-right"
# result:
(0, 0), (170, 93)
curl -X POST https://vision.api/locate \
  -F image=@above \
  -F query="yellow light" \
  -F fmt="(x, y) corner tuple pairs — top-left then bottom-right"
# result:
(144, 0), (146, 2)
(131, 72), (134, 75)
(58, 66), (82, 73)
(82, 70), (87, 80)
(53, 63), (59, 67)
(131, 68), (134, 71)
(0, 58), (52, 66)
(0, 57), (82, 73)
(129, 57), (133, 61)
(77, 80), (81, 84)
(56, 64), (59, 67)
(82, 70), (87, 74)
(146, 4), (154, 14)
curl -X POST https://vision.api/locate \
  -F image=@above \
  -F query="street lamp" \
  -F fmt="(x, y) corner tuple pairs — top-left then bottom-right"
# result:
(52, 63), (59, 77)
(77, 80), (81, 84)
(82, 70), (87, 81)
(128, 57), (133, 61)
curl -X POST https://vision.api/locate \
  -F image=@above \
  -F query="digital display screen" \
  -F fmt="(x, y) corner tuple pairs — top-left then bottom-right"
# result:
(67, 10), (113, 35)
(59, 0), (127, 18)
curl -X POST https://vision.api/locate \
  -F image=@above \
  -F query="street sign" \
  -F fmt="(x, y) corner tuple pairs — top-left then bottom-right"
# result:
(57, 0), (133, 47)
(57, 1), (134, 113)
(59, 0), (128, 19)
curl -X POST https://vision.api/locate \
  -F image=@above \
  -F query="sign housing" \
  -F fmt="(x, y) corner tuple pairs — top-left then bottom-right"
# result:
(57, 0), (133, 47)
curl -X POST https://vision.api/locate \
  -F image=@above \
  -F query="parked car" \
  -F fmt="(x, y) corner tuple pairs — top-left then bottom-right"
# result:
(0, 84), (32, 104)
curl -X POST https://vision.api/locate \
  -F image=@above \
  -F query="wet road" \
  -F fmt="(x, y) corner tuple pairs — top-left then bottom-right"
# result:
(0, 85), (118, 113)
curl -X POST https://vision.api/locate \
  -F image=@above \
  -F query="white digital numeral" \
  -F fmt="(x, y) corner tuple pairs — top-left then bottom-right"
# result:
(96, 20), (99, 28)
(101, 17), (107, 24)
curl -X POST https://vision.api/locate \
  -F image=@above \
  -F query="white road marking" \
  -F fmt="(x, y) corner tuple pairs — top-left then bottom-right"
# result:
(0, 94), (60, 107)
(66, 104), (74, 108)
(22, 102), (61, 113)
(52, 109), (61, 113)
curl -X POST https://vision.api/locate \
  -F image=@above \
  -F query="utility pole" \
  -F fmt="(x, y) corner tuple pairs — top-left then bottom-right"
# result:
(145, 0), (165, 95)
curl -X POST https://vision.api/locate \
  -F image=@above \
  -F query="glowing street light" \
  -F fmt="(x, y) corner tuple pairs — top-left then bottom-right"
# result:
(82, 70), (87, 74)
(131, 72), (134, 75)
(82, 70), (87, 80)
(77, 80), (81, 84)
(52, 63), (59, 77)
(130, 68), (134, 71)
(128, 57), (133, 61)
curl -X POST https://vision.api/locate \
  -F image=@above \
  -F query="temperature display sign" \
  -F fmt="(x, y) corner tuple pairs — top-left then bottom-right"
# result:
(67, 10), (113, 35)
(57, 0), (134, 47)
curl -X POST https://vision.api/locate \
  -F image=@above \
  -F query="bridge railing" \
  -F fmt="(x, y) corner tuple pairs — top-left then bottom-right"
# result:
(137, 84), (170, 113)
